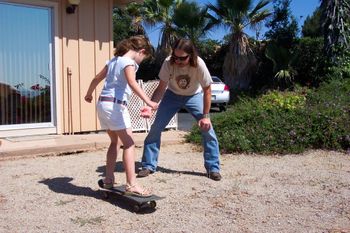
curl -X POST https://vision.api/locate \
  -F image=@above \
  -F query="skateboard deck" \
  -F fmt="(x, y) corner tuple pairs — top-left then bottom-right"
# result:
(98, 180), (164, 212)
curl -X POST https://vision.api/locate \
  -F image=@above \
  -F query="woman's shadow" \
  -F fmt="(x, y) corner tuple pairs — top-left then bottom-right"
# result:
(96, 161), (206, 178)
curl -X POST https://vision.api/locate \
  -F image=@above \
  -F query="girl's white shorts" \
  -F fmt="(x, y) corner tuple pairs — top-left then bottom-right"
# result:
(96, 101), (131, 130)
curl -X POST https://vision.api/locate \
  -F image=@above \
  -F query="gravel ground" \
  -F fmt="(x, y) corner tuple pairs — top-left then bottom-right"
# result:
(0, 143), (349, 233)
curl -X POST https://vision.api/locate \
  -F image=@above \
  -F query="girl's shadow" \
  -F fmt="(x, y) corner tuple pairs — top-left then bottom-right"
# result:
(38, 176), (155, 214)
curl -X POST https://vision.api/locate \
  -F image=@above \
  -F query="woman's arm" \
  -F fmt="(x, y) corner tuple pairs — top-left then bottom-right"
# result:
(198, 85), (212, 131)
(151, 79), (168, 103)
(202, 85), (211, 116)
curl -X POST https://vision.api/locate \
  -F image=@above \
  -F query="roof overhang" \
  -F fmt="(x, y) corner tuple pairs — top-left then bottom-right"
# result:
(113, 0), (144, 8)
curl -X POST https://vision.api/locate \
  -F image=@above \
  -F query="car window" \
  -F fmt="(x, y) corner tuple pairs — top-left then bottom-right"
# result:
(211, 77), (221, 82)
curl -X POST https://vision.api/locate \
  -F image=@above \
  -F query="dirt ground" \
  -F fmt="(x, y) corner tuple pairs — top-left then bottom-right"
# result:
(0, 142), (349, 233)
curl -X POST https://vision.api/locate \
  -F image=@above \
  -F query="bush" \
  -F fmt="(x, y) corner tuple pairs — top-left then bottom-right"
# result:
(186, 79), (350, 154)
(258, 90), (307, 111)
(293, 37), (326, 86)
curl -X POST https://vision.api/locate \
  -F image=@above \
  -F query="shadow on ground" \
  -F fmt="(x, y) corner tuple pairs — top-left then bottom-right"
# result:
(96, 161), (206, 178)
(156, 166), (206, 177)
(38, 177), (156, 214)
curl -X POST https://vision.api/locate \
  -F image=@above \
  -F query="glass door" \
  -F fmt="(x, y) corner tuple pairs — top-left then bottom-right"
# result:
(0, 2), (55, 129)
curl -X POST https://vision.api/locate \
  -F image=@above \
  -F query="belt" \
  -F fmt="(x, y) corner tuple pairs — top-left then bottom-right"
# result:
(99, 96), (127, 106)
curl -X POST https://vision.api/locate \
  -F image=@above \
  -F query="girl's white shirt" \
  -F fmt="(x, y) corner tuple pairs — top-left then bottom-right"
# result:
(100, 56), (139, 101)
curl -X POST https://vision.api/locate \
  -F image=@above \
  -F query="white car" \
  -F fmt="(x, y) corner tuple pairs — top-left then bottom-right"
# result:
(210, 76), (230, 111)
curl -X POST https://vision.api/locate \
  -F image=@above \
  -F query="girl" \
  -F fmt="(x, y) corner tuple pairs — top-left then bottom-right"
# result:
(85, 35), (158, 197)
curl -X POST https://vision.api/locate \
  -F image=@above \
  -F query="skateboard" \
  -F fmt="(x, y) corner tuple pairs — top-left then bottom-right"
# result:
(98, 180), (164, 212)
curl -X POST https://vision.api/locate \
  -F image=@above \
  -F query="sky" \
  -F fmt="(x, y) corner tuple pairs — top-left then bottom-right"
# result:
(146, 0), (321, 47)
(0, 3), (51, 88)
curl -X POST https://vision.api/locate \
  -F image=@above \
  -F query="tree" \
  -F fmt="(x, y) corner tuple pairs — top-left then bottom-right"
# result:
(208, 0), (272, 91)
(172, 1), (216, 47)
(302, 7), (323, 38)
(264, 0), (298, 48)
(140, 0), (183, 67)
(196, 39), (225, 77)
(112, 7), (147, 46)
(265, 42), (297, 89)
(320, 0), (350, 65)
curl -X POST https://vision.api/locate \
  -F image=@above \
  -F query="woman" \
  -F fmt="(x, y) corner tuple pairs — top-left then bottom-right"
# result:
(139, 38), (221, 181)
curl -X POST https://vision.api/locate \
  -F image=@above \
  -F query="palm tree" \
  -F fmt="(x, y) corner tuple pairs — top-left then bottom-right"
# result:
(140, 0), (183, 66)
(265, 42), (297, 88)
(129, 0), (214, 67)
(124, 2), (147, 36)
(172, 1), (216, 48)
(320, 0), (350, 64)
(208, 0), (272, 90)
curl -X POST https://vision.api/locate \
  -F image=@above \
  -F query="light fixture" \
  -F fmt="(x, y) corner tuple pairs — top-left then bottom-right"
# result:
(66, 0), (80, 14)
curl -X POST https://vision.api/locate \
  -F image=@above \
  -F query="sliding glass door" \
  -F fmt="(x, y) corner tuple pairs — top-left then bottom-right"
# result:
(0, 2), (55, 129)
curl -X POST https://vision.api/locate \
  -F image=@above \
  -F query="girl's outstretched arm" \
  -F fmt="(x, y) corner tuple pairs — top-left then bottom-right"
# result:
(124, 65), (158, 110)
(85, 65), (108, 103)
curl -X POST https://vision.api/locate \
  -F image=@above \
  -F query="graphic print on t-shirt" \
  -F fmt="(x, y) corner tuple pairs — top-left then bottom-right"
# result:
(175, 75), (191, 89)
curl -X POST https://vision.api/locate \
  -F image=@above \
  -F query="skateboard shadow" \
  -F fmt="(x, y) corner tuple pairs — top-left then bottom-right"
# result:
(38, 177), (156, 214)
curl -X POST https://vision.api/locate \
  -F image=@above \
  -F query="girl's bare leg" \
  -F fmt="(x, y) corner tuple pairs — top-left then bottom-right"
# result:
(105, 130), (120, 184)
(117, 128), (151, 195)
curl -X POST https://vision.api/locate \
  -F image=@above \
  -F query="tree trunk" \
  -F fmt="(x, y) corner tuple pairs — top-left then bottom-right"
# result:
(223, 34), (257, 91)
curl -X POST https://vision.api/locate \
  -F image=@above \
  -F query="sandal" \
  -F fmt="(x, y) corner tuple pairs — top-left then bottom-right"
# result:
(124, 183), (152, 197)
(98, 179), (114, 189)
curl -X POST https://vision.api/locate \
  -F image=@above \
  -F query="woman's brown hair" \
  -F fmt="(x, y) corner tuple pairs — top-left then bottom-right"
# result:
(170, 38), (198, 67)
(114, 35), (153, 57)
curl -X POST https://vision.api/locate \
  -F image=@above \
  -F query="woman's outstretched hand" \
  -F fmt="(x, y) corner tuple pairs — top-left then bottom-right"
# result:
(140, 106), (152, 118)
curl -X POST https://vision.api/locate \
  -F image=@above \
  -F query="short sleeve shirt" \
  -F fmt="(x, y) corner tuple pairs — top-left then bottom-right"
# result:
(158, 56), (212, 96)
(100, 56), (138, 101)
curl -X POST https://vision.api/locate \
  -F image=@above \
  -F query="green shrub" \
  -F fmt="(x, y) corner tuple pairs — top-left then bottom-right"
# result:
(186, 79), (350, 154)
(324, 49), (350, 81)
(259, 90), (307, 111)
(293, 37), (326, 86)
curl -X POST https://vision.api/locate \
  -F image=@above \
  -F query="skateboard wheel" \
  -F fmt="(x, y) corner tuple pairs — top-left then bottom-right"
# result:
(149, 201), (156, 208)
(133, 204), (141, 212)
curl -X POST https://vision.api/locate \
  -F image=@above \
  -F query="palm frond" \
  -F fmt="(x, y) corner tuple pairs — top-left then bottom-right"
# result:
(248, 0), (271, 18)
(249, 10), (272, 26)
(265, 42), (297, 81)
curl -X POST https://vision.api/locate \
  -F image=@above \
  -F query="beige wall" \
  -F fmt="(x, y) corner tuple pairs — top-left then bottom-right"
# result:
(60, 0), (114, 134)
(61, 0), (145, 134)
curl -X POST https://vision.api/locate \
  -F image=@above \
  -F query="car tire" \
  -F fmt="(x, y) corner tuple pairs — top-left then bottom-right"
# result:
(219, 105), (226, 112)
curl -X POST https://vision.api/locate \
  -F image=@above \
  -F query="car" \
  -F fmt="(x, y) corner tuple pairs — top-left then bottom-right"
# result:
(210, 76), (230, 111)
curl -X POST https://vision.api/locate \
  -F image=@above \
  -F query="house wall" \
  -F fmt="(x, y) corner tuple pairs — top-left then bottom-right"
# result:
(60, 0), (113, 134)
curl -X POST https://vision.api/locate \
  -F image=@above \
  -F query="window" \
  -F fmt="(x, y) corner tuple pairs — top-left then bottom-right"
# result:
(0, 2), (54, 128)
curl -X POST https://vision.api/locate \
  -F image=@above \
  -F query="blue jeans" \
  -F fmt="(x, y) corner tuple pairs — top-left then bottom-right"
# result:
(141, 90), (221, 173)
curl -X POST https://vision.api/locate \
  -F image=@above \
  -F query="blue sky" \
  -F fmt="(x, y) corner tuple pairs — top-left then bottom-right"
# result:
(147, 0), (320, 47)
(0, 3), (51, 88)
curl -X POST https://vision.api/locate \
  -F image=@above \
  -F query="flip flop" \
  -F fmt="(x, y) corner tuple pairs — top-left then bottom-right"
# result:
(124, 183), (152, 198)
(98, 179), (114, 189)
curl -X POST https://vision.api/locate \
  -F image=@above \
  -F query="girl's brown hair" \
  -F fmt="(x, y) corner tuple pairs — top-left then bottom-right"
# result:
(170, 38), (198, 67)
(114, 35), (153, 57)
